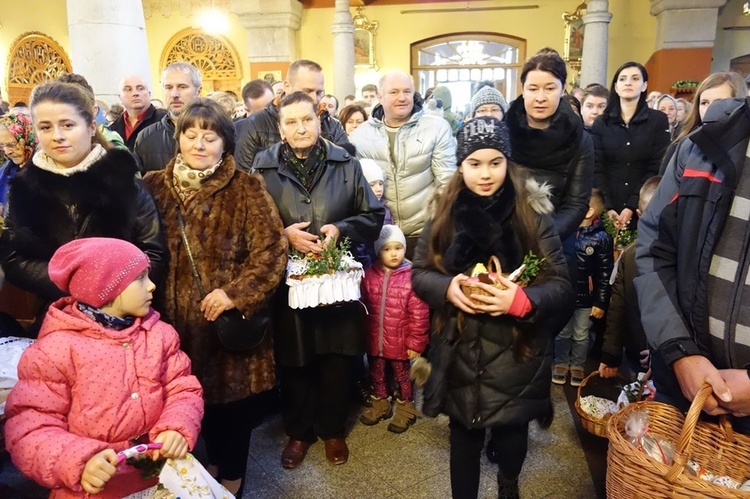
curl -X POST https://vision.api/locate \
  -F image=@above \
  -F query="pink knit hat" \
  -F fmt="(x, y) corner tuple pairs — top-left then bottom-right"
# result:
(48, 238), (150, 307)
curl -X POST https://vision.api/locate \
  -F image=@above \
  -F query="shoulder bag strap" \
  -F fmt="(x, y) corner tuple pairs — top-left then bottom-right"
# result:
(176, 206), (207, 297)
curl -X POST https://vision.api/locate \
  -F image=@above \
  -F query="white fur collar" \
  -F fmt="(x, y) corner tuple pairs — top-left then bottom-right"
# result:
(525, 178), (554, 215)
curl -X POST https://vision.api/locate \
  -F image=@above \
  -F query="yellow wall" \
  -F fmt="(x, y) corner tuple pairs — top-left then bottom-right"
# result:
(0, 0), (70, 101)
(0, 0), (657, 103)
(299, 0), (658, 93)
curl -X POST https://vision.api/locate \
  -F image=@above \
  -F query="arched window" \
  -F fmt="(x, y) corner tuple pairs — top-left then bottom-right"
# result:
(411, 33), (526, 114)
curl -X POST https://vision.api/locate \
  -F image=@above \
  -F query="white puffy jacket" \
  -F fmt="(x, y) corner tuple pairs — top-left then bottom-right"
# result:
(349, 105), (456, 236)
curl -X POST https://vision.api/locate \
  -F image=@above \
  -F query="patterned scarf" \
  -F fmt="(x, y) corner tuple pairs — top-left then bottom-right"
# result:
(171, 153), (222, 205)
(77, 301), (135, 330)
(280, 140), (326, 191)
(0, 110), (37, 165)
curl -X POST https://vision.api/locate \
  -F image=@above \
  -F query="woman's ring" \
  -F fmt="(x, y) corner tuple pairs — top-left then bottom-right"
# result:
(212, 304), (218, 308)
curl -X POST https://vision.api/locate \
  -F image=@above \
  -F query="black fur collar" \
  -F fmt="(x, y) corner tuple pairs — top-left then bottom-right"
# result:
(443, 183), (524, 275)
(8, 148), (141, 257)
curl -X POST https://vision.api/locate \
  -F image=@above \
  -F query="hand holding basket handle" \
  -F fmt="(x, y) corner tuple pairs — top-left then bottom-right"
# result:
(665, 383), (736, 483)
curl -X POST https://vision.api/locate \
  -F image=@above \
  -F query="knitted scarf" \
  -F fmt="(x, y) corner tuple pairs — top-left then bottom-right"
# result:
(505, 96), (583, 170)
(77, 301), (135, 331)
(32, 144), (107, 176)
(280, 140), (326, 191)
(443, 181), (523, 275)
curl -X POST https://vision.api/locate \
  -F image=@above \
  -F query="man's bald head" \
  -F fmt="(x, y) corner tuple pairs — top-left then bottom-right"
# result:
(118, 75), (151, 115)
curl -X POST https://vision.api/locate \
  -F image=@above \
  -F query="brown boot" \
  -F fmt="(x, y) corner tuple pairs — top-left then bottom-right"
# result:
(387, 399), (418, 433)
(359, 396), (392, 425)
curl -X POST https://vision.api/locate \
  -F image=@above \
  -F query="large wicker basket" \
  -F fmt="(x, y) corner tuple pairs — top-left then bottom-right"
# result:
(606, 384), (750, 498)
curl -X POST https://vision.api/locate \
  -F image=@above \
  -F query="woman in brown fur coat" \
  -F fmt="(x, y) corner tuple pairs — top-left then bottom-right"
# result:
(143, 98), (287, 496)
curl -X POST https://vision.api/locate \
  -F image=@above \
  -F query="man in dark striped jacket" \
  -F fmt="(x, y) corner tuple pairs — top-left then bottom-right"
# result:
(635, 96), (750, 430)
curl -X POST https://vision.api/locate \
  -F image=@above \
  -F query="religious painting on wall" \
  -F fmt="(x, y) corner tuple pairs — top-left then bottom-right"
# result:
(562, 2), (586, 71)
(353, 8), (379, 70)
(259, 70), (282, 83)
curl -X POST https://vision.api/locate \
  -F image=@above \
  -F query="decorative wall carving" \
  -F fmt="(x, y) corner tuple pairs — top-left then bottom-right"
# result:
(161, 29), (242, 96)
(6, 31), (72, 104)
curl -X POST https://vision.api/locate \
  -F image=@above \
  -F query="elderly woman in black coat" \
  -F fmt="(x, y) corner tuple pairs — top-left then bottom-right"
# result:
(252, 91), (384, 469)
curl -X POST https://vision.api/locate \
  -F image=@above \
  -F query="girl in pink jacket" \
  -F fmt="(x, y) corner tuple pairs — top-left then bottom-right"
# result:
(5, 238), (204, 498)
(359, 225), (430, 433)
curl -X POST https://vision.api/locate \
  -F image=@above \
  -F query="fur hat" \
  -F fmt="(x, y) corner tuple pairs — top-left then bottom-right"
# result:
(456, 116), (512, 164)
(470, 86), (509, 116)
(360, 158), (384, 184)
(374, 224), (406, 254)
(48, 238), (150, 307)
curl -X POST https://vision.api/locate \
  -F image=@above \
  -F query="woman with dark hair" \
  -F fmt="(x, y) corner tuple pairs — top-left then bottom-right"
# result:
(252, 91), (384, 470)
(505, 49), (594, 243)
(591, 62), (670, 228)
(0, 82), (167, 327)
(143, 98), (288, 496)
(339, 103), (368, 136)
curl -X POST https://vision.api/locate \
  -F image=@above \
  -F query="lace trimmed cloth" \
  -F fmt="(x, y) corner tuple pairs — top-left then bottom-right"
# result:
(285, 252), (364, 309)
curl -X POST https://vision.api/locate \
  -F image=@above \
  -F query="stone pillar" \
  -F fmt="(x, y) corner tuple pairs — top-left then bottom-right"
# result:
(66, 0), (152, 102)
(231, 0), (303, 81)
(647, 0), (728, 93)
(331, 0), (355, 101)
(580, 0), (612, 87)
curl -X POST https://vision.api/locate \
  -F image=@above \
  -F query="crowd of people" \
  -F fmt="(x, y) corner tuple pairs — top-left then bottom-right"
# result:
(0, 45), (749, 499)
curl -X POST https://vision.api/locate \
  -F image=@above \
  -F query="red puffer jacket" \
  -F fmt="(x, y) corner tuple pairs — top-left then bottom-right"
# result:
(5, 297), (204, 499)
(361, 262), (430, 360)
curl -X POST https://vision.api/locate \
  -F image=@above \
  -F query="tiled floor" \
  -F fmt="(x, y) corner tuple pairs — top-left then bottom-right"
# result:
(244, 388), (599, 499)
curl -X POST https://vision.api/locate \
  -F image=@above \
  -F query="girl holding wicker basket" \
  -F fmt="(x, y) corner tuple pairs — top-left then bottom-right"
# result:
(411, 116), (574, 499)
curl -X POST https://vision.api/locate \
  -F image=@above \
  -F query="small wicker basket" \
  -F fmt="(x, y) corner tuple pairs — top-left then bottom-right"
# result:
(606, 383), (750, 498)
(575, 370), (651, 438)
(460, 256), (507, 306)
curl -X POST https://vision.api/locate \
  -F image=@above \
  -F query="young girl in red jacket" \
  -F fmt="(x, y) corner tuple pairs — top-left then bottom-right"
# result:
(5, 238), (204, 499)
(359, 224), (430, 433)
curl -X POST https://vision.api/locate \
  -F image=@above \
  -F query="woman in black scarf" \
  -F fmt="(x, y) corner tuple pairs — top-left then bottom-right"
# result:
(505, 49), (594, 242)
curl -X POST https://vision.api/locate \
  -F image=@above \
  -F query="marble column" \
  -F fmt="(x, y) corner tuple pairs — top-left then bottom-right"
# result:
(580, 0), (612, 87)
(331, 0), (355, 101)
(66, 0), (152, 102)
(231, 0), (303, 75)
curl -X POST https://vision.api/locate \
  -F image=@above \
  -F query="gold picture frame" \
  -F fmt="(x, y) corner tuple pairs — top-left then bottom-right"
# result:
(353, 8), (379, 70)
(562, 2), (586, 71)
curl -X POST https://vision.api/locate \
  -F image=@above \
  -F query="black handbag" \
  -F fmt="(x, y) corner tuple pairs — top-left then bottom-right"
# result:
(176, 209), (268, 352)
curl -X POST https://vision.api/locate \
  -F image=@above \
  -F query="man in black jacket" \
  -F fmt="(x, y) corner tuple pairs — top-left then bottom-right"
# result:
(134, 63), (202, 173)
(109, 75), (166, 151)
(636, 98), (750, 429)
(234, 59), (350, 172)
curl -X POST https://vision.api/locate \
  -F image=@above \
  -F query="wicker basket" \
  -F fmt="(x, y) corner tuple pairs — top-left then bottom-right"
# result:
(606, 384), (750, 498)
(575, 370), (651, 438)
(460, 256), (507, 306)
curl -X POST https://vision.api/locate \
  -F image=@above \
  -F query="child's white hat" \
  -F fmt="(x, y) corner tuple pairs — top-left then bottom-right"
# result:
(360, 158), (384, 184)
(375, 224), (406, 254)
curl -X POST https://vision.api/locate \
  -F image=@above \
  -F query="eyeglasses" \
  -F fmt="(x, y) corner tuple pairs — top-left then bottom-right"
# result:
(0, 142), (19, 151)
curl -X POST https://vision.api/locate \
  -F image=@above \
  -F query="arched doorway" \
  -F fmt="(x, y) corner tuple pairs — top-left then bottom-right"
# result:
(411, 32), (526, 115)
(6, 32), (73, 105)
(161, 29), (242, 97)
